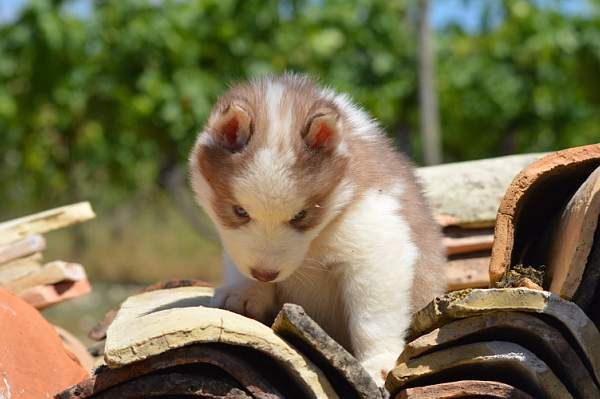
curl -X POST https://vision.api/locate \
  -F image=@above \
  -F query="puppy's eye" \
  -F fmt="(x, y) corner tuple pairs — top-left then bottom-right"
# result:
(289, 210), (307, 224)
(233, 205), (249, 219)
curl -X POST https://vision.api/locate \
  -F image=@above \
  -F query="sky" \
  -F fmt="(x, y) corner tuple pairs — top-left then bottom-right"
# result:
(431, 0), (590, 31)
(0, 0), (592, 29)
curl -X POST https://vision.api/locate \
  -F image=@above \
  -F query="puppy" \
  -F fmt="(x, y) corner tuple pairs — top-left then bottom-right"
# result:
(189, 74), (446, 383)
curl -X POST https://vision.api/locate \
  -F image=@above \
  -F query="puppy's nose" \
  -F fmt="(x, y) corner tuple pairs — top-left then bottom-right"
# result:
(250, 268), (280, 282)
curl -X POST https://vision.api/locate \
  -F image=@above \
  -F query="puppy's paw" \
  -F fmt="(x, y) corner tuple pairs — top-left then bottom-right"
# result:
(210, 281), (277, 324)
(361, 352), (398, 387)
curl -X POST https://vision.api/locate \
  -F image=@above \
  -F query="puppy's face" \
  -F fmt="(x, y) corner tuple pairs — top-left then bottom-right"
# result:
(190, 76), (352, 282)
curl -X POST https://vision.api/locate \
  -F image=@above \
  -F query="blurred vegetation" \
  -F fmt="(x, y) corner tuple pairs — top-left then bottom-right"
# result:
(439, 1), (600, 159)
(0, 0), (416, 211)
(2, 0), (599, 210)
(0, 0), (599, 285)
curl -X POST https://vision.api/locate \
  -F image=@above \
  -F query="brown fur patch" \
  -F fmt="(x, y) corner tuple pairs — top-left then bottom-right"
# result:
(288, 147), (349, 231)
(194, 144), (251, 229)
(342, 132), (447, 310)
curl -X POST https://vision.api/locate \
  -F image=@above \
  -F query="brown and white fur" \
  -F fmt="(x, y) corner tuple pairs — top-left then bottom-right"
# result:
(189, 74), (446, 384)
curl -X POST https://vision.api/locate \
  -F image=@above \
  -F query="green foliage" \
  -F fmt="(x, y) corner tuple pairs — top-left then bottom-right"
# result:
(0, 0), (599, 209)
(438, 0), (600, 160)
(0, 0), (414, 208)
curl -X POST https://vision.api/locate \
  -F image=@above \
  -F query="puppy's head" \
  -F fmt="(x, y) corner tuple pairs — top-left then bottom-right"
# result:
(189, 75), (353, 282)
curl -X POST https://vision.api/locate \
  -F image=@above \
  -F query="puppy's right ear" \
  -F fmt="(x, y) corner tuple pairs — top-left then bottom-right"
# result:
(210, 103), (252, 152)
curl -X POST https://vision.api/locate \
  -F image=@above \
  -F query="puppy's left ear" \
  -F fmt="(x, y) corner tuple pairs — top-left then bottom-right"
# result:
(303, 108), (342, 151)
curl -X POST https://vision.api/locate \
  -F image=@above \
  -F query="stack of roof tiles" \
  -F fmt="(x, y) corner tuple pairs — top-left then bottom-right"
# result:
(0, 202), (97, 397)
(0, 202), (95, 310)
(388, 144), (600, 399)
(53, 143), (600, 398)
(417, 152), (543, 291)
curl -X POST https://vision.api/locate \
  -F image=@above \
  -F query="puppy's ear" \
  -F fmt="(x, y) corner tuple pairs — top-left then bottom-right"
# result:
(303, 108), (341, 151)
(211, 103), (252, 152)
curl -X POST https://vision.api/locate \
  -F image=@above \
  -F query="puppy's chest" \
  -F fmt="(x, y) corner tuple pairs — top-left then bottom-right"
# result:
(276, 266), (352, 350)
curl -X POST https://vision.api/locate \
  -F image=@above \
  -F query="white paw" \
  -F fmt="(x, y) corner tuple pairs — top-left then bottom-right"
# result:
(210, 281), (277, 324)
(361, 352), (398, 387)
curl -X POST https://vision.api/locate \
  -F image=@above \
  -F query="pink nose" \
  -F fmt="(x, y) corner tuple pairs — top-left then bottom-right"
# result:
(250, 268), (280, 282)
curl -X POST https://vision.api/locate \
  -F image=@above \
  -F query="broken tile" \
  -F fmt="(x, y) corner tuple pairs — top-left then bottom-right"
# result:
(272, 303), (382, 399)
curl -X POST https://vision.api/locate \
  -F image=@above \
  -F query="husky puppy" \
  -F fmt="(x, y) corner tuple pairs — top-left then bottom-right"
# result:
(189, 74), (446, 383)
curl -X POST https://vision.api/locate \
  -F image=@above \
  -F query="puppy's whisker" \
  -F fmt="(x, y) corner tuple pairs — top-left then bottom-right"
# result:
(291, 270), (309, 286)
(305, 260), (328, 268)
(303, 258), (330, 271)
(295, 274), (310, 287)
(302, 265), (328, 272)
(295, 269), (315, 285)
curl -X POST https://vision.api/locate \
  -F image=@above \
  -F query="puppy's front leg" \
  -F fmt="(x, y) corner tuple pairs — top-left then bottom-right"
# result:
(210, 252), (277, 324)
(340, 257), (415, 386)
